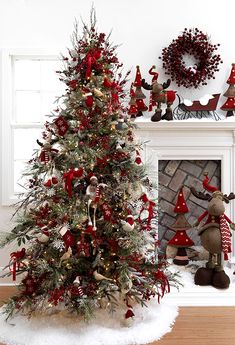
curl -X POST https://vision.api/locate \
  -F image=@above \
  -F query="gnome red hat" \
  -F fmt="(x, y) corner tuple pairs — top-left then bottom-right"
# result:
(203, 175), (218, 193)
(226, 63), (235, 84)
(174, 187), (189, 214)
(133, 66), (143, 87)
(149, 65), (159, 83)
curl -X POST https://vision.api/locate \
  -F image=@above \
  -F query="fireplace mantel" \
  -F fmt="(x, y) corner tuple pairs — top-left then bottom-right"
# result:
(135, 118), (235, 131)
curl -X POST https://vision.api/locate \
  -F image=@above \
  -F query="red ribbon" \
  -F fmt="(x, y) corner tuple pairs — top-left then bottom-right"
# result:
(10, 248), (26, 281)
(154, 269), (170, 302)
(85, 49), (101, 80)
(63, 168), (83, 198)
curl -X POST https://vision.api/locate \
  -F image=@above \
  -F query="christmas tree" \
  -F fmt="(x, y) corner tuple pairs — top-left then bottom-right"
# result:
(221, 63), (235, 117)
(0, 12), (175, 322)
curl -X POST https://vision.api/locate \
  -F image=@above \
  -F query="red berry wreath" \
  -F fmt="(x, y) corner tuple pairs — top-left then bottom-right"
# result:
(160, 28), (222, 88)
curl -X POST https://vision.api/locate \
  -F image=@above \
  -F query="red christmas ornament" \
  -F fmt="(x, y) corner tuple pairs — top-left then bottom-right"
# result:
(22, 275), (38, 296)
(63, 167), (84, 198)
(54, 116), (69, 136)
(174, 187), (189, 214)
(60, 226), (76, 249)
(69, 79), (78, 89)
(85, 94), (94, 107)
(135, 150), (142, 166)
(103, 77), (113, 88)
(125, 309), (135, 319)
(100, 203), (113, 221)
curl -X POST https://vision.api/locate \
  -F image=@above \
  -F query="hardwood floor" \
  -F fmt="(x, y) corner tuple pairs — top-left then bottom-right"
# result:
(0, 287), (235, 345)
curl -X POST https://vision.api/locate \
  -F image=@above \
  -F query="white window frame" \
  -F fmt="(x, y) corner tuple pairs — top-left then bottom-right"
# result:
(0, 49), (61, 205)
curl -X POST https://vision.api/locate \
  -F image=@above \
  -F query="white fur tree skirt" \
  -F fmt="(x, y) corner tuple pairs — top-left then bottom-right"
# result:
(0, 298), (178, 345)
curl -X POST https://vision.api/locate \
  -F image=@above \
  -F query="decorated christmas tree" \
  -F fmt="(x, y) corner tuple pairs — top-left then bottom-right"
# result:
(167, 187), (194, 265)
(0, 12), (175, 322)
(221, 63), (235, 117)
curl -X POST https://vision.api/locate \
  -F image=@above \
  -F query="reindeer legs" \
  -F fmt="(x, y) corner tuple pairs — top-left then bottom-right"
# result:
(87, 199), (93, 226)
(214, 253), (223, 272)
(206, 253), (215, 269)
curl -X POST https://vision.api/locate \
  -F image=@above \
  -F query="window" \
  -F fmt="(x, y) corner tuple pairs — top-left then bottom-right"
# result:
(1, 51), (64, 205)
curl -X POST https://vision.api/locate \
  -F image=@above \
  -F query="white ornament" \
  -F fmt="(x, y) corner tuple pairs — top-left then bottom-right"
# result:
(37, 233), (49, 243)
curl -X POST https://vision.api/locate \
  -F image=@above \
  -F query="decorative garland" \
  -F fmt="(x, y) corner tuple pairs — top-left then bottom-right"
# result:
(160, 28), (222, 88)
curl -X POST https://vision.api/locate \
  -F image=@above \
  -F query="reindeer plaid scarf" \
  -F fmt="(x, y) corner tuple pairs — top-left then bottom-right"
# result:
(219, 214), (232, 260)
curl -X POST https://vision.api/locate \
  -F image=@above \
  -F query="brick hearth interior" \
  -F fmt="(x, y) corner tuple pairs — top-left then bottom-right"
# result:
(158, 160), (221, 252)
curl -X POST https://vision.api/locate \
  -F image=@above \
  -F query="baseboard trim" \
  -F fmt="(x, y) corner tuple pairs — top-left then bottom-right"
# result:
(165, 289), (235, 306)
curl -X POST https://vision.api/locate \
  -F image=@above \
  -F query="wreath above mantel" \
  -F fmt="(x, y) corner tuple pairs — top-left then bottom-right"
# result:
(160, 28), (222, 88)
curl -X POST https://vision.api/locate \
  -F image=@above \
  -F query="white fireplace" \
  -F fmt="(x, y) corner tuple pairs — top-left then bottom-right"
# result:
(135, 119), (235, 305)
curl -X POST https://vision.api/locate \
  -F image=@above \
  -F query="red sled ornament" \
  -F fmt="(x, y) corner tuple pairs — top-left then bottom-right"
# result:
(54, 116), (69, 136)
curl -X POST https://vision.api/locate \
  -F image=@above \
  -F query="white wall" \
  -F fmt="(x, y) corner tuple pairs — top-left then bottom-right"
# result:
(1, 0), (235, 282)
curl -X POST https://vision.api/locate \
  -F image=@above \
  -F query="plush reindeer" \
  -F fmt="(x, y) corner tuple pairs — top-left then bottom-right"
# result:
(141, 66), (176, 122)
(190, 175), (235, 289)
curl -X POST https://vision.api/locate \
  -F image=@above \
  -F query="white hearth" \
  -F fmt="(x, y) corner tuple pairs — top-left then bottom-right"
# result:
(135, 119), (235, 305)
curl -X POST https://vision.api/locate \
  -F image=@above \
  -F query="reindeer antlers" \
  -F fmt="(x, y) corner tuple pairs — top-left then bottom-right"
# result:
(141, 79), (152, 90)
(190, 187), (212, 201)
(223, 192), (235, 203)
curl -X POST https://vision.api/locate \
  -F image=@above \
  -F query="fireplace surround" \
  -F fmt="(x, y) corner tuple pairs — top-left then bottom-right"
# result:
(135, 119), (235, 305)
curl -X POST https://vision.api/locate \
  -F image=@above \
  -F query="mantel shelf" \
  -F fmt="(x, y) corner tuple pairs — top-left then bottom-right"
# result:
(134, 118), (235, 131)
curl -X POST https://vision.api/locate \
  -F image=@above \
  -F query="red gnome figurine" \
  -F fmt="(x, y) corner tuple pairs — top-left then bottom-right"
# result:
(191, 173), (235, 289)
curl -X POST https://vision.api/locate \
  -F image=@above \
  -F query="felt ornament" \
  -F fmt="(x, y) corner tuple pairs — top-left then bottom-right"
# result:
(43, 170), (59, 188)
(22, 275), (38, 296)
(84, 94), (94, 107)
(60, 225), (76, 249)
(121, 215), (135, 231)
(54, 116), (69, 136)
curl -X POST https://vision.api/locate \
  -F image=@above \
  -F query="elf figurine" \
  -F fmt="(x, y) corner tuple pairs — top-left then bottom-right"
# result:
(86, 176), (107, 230)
